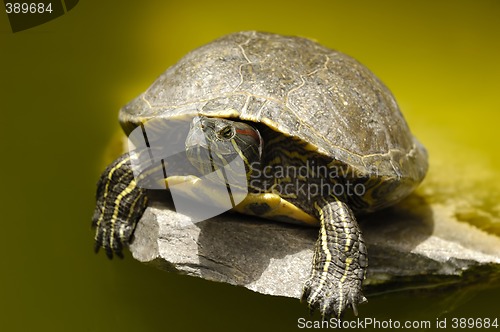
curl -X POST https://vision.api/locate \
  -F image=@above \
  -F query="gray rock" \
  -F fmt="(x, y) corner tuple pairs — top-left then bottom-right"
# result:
(129, 193), (500, 299)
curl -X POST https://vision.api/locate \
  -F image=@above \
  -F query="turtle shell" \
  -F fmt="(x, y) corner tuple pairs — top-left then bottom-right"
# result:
(119, 31), (428, 202)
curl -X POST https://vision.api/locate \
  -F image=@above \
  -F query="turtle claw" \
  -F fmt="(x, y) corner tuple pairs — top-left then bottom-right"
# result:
(301, 275), (365, 319)
(92, 231), (126, 259)
(92, 214), (131, 259)
(104, 245), (115, 260)
(91, 197), (138, 260)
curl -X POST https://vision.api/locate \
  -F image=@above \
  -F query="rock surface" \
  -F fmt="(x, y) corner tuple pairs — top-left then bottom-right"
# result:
(129, 193), (500, 299)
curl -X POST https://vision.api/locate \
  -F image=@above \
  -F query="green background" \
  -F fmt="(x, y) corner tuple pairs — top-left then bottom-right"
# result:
(1, 1), (499, 331)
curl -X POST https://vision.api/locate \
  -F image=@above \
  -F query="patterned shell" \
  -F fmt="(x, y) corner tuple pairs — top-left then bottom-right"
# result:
(119, 31), (428, 194)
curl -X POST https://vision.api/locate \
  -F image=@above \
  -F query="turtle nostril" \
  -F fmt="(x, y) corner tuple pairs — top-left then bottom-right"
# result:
(199, 118), (207, 130)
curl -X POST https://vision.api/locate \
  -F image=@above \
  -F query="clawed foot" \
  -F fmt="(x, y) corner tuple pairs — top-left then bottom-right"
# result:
(92, 210), (136, 259)
(91, 153), (149, 259)
(301, 273), (367, 319)
(305, 199), (369, 318)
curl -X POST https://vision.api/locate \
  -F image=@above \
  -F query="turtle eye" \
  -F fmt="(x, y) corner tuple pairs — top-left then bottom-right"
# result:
(218, 125), (234, 139)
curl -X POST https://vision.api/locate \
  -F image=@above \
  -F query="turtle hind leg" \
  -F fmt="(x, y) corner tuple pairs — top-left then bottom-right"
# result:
(92, 153), (149, 259)
(301, 198), (368, 319)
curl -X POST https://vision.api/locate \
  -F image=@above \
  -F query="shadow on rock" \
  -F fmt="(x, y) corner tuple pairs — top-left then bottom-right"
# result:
(192, 192), (435, 296)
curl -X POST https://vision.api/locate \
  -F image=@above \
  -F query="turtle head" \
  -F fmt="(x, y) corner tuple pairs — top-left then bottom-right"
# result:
(185, 116), (262, 177)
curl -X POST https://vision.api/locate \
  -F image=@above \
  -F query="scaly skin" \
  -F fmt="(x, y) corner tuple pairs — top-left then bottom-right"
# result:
(301, 197), (368, 318)
(92, 153), (148, 259)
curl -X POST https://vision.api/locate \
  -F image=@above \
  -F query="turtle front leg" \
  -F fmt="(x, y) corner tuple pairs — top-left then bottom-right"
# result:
(302, 198), (368, 318)
(92, 153), (149, 259)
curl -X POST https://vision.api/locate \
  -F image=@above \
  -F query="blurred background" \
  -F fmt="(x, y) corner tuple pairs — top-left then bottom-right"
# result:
(1, 1), (499, 331)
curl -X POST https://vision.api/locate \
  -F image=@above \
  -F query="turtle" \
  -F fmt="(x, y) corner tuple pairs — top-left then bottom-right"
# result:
(92, 31), (428, 318)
